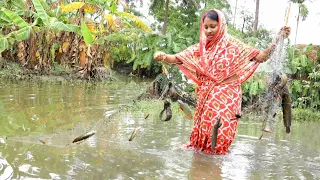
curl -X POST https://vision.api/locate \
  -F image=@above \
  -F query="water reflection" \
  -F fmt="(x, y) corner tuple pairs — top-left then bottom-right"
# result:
(0, 78), (320, 179)
(189, 152), (222, 180)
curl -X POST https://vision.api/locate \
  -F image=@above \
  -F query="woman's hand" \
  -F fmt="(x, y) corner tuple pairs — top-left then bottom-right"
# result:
(255, 26), (291, 63)
(281, 26), (291, 38)
(153, 51), (167, 62)
(153, 51), (182, 65)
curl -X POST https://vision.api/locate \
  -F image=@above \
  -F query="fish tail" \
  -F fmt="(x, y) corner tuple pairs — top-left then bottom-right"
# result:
(286, 127), (291, 134)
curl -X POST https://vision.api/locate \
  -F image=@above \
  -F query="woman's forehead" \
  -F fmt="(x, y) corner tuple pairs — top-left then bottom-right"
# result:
(203, 17), (218, 25)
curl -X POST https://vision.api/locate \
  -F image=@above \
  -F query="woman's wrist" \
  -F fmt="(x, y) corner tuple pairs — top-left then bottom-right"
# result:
(265, 43), (275, 57)
(161, 54), (167, 62)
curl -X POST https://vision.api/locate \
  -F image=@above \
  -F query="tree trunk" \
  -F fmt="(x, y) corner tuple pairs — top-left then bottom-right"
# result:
(253, 0), (260, 34)
(233, 0), (238, 28)
(292, 6), (301, 62)
(162, 0), (169, 35)
(242, 17), (246, 33)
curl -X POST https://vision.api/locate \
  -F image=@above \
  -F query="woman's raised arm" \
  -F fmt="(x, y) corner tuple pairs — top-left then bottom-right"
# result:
(153, 51), (183, 65)
(254, 26), (291, 63)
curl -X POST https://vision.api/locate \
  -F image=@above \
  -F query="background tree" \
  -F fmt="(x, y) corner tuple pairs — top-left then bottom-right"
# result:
(253, 0), (260, 35)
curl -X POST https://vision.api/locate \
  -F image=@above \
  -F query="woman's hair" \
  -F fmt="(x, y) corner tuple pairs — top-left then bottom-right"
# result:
(203, 11), (219, 22)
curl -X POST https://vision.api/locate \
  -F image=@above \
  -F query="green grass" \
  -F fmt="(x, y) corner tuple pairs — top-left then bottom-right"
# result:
(292, 108), (320, 122)
(0, 62), (23, 76)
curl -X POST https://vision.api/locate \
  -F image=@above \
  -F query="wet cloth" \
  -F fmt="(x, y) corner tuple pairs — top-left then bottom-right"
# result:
(176, 9), (260, 154)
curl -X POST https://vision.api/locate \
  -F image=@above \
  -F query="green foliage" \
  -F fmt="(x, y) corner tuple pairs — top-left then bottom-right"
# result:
(204, 0), (231, 10)
(0, 37), (9, 52)
(299, 3), (309, 21)
(32, 0), (50, 26)
(288, 44), (314, 75)
(241, 73), (268, 102)
(287, 44), (320, 110)
(292, 108), (320, 122)
(130, 33), (166, 72)
(0, 62), (23, 76)
(81, 20), (94, 45)
(2, 9), (29, 28)
(0, 8), (32, 52)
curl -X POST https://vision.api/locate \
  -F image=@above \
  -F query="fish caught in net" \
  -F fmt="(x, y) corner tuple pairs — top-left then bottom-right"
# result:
(137, 66), (197, 108)
(259, 30), (292, 139)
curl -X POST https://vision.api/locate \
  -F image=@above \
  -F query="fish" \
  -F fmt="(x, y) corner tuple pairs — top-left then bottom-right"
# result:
(72, 130), (96, 143)
(144, 114), (150, 119)
(39, 139), (46, 144)
(162, 65), (169, 75)
(168, 83), (179, 102)
(259, 73), (289, 139)
(159, 100), (172, 121)
(275, 73), (288, 90)
(270, 73), (287, 90)
(129, 126), (141, 141)
(177, 100), (193, 120)
(230, 114), (241, 120)
(211, 117), (222, 151)
(282, 85), (292, 133)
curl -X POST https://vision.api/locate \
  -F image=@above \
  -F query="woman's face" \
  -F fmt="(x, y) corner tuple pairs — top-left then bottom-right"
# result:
(203, 17), (218, 41)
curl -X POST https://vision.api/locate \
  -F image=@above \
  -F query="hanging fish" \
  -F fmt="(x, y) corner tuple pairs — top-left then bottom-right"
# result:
(168, 83), (179, 102)
(129, 126), (141, 141)
(211, 117), (222, 151)
(177, 100), (193, 120)
(72, 130), (96, 143)
(282, 85), (292, 133)
(159, 100), (172, 121)
(260, 73), (289, 139)
(274, 73), (288, 90)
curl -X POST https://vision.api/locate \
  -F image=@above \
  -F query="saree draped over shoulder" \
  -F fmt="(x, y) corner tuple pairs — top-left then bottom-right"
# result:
(176, 10), (260, 155)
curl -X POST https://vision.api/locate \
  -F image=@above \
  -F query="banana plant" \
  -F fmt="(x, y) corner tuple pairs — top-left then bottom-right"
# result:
(0, 8), (32, 52)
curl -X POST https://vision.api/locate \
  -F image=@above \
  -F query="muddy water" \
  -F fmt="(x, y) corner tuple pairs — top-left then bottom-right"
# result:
(0, 78), (319, 179)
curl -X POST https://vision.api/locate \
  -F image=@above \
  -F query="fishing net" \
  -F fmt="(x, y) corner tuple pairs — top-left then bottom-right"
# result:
(259, 30), (291, 136)
(2, 69), (197, 147)
(3, 103), (141, 147)
(137, 66), (197, 107)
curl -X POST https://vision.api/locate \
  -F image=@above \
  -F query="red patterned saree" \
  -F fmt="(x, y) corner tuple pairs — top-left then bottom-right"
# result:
(176, 10), (261, 154)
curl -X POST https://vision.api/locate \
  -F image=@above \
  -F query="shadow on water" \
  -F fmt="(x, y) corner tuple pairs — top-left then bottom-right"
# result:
(0, 77), (320, 179)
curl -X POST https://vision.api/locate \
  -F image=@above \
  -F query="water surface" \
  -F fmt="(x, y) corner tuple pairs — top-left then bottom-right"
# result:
(0, 78), (319, 179)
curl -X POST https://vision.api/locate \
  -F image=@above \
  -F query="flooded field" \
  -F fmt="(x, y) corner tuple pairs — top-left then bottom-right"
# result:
(0, 78), (319, 179)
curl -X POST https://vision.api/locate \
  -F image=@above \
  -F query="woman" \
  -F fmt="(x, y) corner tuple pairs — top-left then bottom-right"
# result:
(154, 10), (290, 155)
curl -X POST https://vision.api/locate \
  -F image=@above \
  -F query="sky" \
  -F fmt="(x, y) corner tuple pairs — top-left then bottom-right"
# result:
(229, 0), (320, 45)
(134, 0), (320, 45)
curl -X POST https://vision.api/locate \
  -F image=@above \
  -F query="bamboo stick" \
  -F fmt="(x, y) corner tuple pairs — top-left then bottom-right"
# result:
(285, 3), (291, 26)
